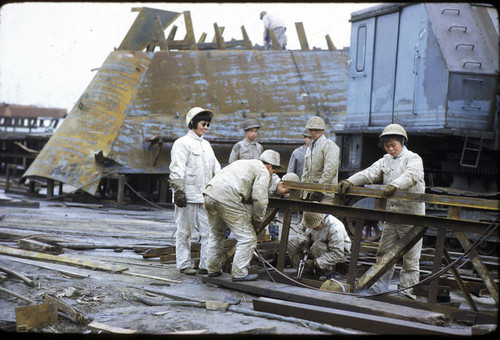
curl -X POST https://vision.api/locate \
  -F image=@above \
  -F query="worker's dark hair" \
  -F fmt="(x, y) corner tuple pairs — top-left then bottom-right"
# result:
(378, 135), (406, 149)
(262, 161), (280, 170)
(188, 111), (212, 129)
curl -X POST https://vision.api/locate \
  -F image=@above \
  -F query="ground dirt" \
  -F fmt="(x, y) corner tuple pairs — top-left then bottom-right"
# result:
(0, 190), (331, 336)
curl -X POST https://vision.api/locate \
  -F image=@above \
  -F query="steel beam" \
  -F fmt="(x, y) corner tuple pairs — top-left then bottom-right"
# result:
(252, 297), (471, 335)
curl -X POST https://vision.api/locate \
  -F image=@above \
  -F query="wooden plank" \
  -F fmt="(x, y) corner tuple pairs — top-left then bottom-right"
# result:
(44, 294), (88, 324)
(253, 297), (471, 335)
(0, 264), (35, 286)
(17, 238), (64, 255)
(202, 275), (449, 326)
(0, 245), (128, 272)
(88, 321), (137, 334)
(5, 256), (90, 278)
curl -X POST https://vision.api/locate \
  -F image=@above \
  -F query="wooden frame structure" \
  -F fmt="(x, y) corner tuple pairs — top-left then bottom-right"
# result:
(267, 181), (499, 310)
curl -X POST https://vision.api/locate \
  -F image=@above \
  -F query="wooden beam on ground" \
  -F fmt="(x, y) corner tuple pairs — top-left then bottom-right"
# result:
(17, 238), (63, 255)
(0, 286), (35, 304)
(253, 297), (471, 335)
(44, 294), (88, 324)
(0, 264), (35, 286)
(5, 257), (89, 278)
(202, 275), (448, 326)
(0, 245), (128, 272)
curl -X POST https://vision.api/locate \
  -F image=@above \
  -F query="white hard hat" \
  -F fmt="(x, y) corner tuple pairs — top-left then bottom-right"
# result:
(302, 211), (326, 229)
(282, 173), (300, 182)
(185, 107), (214, 127)
(379, 123), (408, 141)
(259, 149), (283, 168)
(305, 116), (326, 130)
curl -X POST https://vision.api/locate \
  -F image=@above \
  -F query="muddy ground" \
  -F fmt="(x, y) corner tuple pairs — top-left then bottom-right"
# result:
(0, 188), (343, 336)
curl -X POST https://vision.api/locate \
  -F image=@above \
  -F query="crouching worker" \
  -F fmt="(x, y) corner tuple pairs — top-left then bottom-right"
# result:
(204, 150), (283, 282)
(288, 211), (351, 277)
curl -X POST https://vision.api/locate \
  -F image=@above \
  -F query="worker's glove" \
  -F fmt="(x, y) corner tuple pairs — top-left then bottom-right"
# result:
(304, 259), (316, 273)
(174, 190), (188, 207)
(383, 184), (397, 197)
(337, 180), (352, 194)
(309, 191), (324, 202)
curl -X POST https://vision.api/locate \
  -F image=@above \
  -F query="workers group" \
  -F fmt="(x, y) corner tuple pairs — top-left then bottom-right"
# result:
(169, 106), (424, 298)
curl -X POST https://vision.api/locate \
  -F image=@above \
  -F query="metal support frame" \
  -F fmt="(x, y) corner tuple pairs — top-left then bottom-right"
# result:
(269, 181), (499, 307)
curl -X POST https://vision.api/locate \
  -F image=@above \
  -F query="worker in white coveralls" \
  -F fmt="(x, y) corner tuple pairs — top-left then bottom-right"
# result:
(301, 116), (340, 203)
(260, 11), (287, 50)
(288, 211), (351, 277)
(204, 150), (284, 281)
(338, 124), (425, 299)
(169, 107), (221, 275)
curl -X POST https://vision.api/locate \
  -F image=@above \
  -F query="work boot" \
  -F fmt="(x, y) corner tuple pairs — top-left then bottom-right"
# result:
(208, 270), (222, 277)
(180, 267), (197, 275)
(232, 274), (258, 282)
(197, 268), (208, 275)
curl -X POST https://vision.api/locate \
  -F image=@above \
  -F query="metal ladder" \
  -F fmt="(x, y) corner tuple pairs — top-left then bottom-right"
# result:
(460, 134), (483, 168)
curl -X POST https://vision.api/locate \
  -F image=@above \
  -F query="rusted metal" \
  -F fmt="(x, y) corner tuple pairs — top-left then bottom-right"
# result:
(22, 10), (348, 195)
(252, 297), (471, 335)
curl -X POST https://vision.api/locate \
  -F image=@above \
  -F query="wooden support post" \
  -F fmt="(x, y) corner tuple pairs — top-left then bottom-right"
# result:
(355, 225), (427, 291)
(159, 177), (168, 203)
(183, 11), (197, 50)
(295, 22), (310, 51)
(46, 179), (54, 198)
(442, 248), (478, 311)
(198, 32), (207, 43)
(214, 23), (226, 50)
(117, 175), (125, 205)
(276, 209), (292, 272)
(428, 228), (447, 304)
(325, 34), (337, 51)
(269, 29), (281, 50)
(347, 218), (364, 288)
(241, 26), (253, 50)
(167, 25), (178, 41)
(454, 231), (499, 305)
(154, 15), (168, 51)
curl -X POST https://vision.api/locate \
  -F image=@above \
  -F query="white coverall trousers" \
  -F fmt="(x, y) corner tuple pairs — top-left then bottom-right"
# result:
(204, 196), (257, 278)
(174, 203), (210, 271)
(371, 221), (423, 293)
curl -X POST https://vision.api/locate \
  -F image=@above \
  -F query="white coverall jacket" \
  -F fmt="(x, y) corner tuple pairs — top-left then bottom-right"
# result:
(301, 134), (340, 201)
(169, 130), (221, 271)
(204, 159), (270, 278)
(288, 215), (351, 272)
(228, 138), (263, 164)
(347, 146), (425, 291)
(262, 13), (287, 49)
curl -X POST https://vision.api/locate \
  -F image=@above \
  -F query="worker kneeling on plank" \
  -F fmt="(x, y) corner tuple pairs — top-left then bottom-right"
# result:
(337, 124), (425, 299)
(288, 211), (351, 277)
(204, 150), (284, 282)
(169, 107), (221, 276)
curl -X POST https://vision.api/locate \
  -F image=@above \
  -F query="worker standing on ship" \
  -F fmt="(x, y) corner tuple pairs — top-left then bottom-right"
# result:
(260, 11), (287, 50)
(338, 124), (425, 298)
(169, 107), (221, 275)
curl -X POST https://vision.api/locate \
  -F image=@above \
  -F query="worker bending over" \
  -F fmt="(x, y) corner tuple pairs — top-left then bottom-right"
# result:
(204, 150), (284, 282)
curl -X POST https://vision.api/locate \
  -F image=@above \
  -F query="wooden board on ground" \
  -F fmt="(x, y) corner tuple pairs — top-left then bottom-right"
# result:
(202, 274), (448, 326)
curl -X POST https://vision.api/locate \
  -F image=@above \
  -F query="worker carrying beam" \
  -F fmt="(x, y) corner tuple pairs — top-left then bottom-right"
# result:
(288, 210), (351, 278)
(338, 123), (425, 299)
